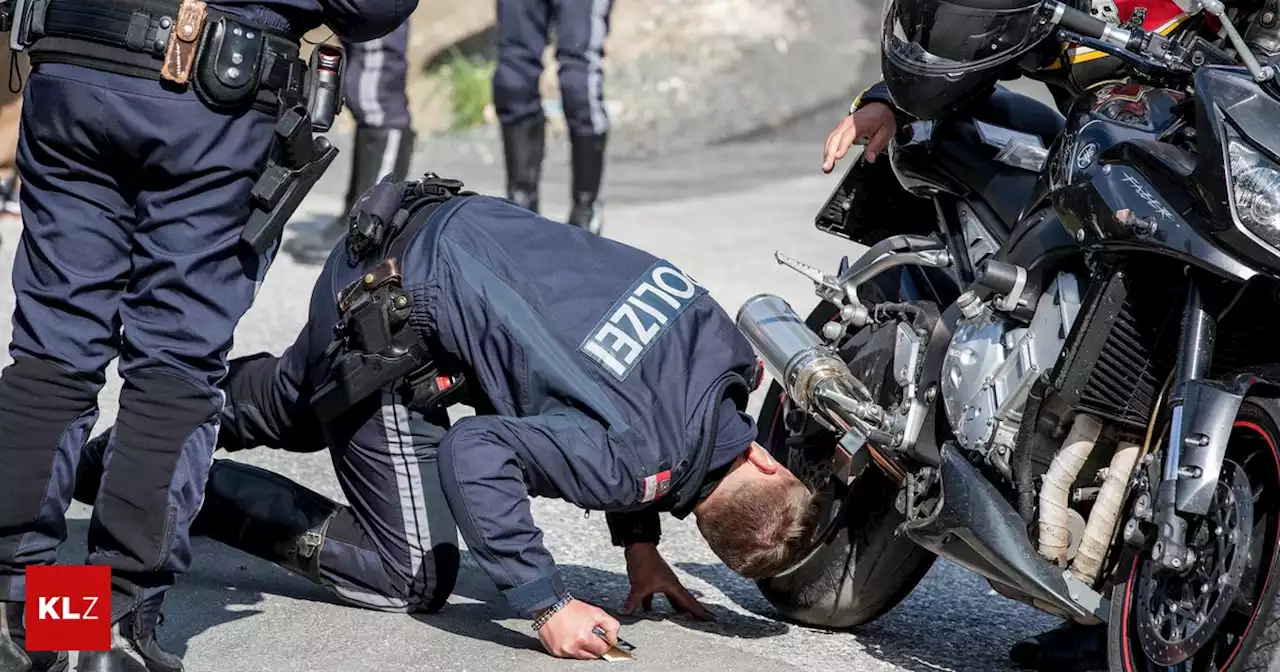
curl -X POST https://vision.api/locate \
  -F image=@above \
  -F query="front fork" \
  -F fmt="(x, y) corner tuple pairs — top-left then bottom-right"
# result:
(1150, 281), (1219, 570)
(1131, 275), (1258, 574)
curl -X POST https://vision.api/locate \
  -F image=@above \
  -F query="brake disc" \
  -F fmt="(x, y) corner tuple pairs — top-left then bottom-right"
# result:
(1136, 460), (1254, 665)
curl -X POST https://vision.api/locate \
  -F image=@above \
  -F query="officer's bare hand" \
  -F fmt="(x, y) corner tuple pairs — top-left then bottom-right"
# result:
(537, 599), (621, 660)
(620, 542), (714, 621)
(823, 102), (898, 173)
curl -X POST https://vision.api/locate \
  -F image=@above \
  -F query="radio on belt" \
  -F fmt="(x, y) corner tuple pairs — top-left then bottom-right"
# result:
(306, 43), (346, 133)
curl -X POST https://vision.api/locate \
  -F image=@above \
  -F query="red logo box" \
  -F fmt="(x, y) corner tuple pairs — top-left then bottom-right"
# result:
(24, 565), (111, 652)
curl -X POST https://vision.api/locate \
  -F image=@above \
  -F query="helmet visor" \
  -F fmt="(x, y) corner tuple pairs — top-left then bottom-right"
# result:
(881, 0), (1053, 76)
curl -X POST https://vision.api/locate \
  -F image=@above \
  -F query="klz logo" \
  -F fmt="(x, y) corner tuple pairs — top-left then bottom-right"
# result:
(36, 596), (102, 620)
(25, 565), (111, 651)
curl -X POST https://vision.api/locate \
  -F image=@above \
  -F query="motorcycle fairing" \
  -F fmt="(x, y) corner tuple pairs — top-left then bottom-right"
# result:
(893, 88), (1066, 227)
(1052, 159), (1258, 281)
(1041, 73), (1260, 281)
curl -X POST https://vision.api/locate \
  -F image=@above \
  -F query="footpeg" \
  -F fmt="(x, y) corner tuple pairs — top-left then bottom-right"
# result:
(775, 251), (845, 303)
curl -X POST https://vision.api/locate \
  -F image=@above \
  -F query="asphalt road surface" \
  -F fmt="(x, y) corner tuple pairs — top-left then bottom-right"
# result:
(0, 130), (1061, 671)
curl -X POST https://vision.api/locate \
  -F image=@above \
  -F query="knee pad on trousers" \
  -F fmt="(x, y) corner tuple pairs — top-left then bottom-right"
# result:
(89, 368), (220, 575)
(558, 70), (609, 137)
(0, 357), (99, 530)
(412, 536), (459, 615)
(314, 497), (460, 615)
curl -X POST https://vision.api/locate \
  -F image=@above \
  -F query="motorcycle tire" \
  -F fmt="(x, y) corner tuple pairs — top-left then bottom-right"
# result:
(754, 299), (936, 629)
(1109, 397), (1280, 671)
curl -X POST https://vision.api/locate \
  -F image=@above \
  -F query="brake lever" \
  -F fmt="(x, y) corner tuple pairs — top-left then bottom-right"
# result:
(1057, 29), (1192, 83)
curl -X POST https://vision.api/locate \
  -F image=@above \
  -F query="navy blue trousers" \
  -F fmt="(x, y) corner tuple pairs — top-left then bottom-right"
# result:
(493, 0), (614, 136)
(342, 20), (411, 129)
(0, 64), (277, 617)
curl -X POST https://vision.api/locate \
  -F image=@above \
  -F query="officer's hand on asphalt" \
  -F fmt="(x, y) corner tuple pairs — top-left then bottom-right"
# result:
(538, 599), (622, 660)
(822, 101), (898, 173)
(620, 542), (715, 621)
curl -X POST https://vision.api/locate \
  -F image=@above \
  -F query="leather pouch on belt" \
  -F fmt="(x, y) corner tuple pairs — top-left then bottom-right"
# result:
(193, 17), (267, 109)
(161, 0), (207, 84)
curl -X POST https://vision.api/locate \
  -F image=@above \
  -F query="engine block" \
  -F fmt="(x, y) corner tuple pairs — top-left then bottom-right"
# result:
(941, 272), (1084, 473)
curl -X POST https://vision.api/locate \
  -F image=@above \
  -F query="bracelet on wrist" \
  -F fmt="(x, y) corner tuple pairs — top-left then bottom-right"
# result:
(531, 593), (574, 631)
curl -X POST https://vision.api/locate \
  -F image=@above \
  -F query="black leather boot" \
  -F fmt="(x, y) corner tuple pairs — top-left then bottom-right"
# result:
(1008, 621), (1107, 671)
(188, 460), (341, 582)
(74, 596), (179, 672)
(2, 598), (69, 672)
(501, 115), (545, 214)
(567, 133), (606, 235)
(283, 126), (415, 266)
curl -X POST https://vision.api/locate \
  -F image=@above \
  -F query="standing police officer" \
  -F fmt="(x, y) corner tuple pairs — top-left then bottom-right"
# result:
(282, 21), (415, 265)
(0, 0), (415, 668)
(494, 0), (612, 234)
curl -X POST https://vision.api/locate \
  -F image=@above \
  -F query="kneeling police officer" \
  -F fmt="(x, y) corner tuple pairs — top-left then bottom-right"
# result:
(0, 0), (415, 669)
(75, 174), (823, 660)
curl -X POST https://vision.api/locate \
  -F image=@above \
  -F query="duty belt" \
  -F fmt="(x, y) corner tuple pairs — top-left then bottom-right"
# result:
(311, 174), (477, 422)
(23, 0), (306, 114)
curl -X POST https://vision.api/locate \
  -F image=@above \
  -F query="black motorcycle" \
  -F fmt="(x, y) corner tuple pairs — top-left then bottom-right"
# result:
(735, 1), (1280, 669)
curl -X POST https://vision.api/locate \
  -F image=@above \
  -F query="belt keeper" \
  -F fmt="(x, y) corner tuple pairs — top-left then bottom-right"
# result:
(161, 0), (206, 85)
(124, 11), (148, 51)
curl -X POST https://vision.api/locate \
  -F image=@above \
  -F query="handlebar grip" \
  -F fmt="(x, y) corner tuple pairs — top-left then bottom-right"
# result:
(1057, 5), (1109, 40)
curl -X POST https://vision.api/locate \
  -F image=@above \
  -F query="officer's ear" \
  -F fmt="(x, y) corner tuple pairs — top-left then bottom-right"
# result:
(744, 443), (779, 475)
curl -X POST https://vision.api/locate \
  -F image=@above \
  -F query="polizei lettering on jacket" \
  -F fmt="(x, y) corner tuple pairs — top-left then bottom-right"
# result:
(580, 261), (706, 380)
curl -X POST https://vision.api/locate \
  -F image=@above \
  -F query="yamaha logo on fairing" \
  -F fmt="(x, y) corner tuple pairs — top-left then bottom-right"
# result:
(580, 261), (707, 380)
(1076, 142), (1098, 170)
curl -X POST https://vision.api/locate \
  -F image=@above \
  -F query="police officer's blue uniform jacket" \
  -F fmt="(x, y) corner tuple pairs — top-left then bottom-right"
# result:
(220, 193), (761, 617)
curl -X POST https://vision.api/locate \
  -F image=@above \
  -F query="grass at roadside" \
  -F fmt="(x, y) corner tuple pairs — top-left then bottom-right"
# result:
(430, 49), (497, 131)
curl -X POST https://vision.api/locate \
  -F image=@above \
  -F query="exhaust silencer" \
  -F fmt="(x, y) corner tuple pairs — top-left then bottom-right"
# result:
(737, 295), (851, 410)
(738, 293), (905, 482)
(736, 294), (883, 425)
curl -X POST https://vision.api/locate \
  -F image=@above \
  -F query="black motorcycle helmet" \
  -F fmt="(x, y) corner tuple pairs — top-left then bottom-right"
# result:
(880, 0), (1058, 119)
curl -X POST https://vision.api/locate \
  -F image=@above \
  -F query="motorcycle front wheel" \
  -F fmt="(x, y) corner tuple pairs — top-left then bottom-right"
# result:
(753, 300), (936, 628)
(1110, 398), (1280, 671)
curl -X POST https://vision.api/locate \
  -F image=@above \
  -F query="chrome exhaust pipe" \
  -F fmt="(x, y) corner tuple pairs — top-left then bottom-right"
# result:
(736, 294), (904, 481)
(736, 294), (864, 413)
